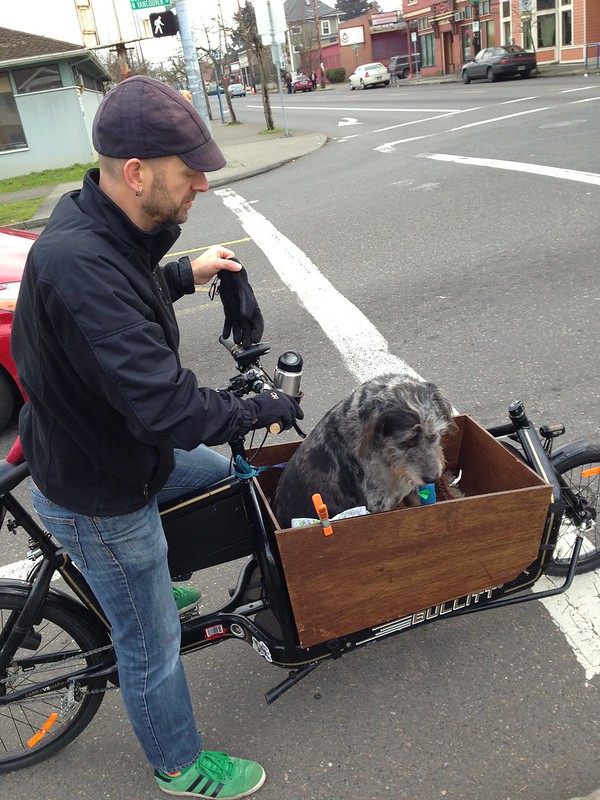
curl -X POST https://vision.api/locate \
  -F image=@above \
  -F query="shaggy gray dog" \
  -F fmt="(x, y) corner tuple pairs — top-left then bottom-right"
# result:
(273, 374), (456, 528)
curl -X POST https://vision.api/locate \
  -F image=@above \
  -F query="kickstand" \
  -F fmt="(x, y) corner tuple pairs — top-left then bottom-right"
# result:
(264, 662), (321, 704)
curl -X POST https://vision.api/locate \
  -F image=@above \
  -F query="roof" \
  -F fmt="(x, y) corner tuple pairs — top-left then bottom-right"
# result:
(0, 26), (84, 62)
(0, 26), (109, 81)
(284, 0), (339, 23)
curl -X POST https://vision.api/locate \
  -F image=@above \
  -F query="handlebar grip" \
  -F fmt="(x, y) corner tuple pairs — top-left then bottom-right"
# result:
(269, 422), (282, 435)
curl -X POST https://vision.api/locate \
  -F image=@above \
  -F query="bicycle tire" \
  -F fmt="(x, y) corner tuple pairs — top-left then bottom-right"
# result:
(0, 590), (108, 772)
(545, 444), (600, 576)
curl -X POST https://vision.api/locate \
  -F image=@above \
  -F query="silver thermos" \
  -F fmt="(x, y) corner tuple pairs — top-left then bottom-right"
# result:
(273, 350), (303, 402)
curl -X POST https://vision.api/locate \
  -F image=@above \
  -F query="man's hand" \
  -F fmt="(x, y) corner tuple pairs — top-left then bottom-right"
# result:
(190, 245), (238, 286)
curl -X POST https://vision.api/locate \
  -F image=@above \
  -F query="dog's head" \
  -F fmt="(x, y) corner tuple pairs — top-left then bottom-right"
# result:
(356, 375), (456, 487)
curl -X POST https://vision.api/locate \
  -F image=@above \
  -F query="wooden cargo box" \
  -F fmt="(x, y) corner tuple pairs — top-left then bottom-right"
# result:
(252, 415), (552, 648)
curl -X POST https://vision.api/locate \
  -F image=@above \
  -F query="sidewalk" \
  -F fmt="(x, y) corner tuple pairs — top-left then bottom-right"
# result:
(2, 121), (327, 232)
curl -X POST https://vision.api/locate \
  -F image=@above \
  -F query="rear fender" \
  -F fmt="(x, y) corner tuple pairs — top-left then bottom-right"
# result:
(0, 577), (111, 646)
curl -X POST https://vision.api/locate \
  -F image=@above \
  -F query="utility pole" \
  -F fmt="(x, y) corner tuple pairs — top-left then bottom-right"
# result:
(311, 0), (326, 88)
(173, 0), (211, 131)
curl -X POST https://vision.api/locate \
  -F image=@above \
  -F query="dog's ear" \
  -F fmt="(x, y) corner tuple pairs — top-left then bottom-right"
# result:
(427, 385), (457, 431)
(357, 416), (378, 457)
(357, 409), (417, 457)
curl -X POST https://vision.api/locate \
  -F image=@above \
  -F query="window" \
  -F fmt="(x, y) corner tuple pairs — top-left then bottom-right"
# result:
(537, 0), (556, 8)
(75, 69), (104, 92)
(480, 1), (490, 13)
(502, 1), (510, 15)
(523, 18), (533, 49)
(321, 20), (331, 37)
(417, 17), (430, 30)
(484, 20), (496, 47)
(419, 33), (435, 68)
(0, 72), (27, 152)
(537, 13), (556, 47)
(13, 64), (63, 93)
(561, 10), (572, 45)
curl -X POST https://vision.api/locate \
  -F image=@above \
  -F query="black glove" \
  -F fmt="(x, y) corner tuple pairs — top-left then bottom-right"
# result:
(244, 390), (304, 432)
(216, 259), (264, 349)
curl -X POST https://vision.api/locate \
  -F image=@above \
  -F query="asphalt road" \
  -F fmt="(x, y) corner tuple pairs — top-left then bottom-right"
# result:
(1, 75), (599, 800)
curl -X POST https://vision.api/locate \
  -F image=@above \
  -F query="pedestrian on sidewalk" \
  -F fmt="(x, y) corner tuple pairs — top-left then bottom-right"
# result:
(11, 75), (302, 799)
(311, 70), (317, 90)
(285, 72), (293, 94)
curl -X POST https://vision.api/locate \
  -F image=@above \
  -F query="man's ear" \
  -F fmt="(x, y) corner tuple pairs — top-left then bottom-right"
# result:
(123, 158), (144, 193)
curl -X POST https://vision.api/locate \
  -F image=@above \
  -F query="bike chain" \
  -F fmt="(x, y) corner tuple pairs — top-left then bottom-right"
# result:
(1, 642), (116, 699)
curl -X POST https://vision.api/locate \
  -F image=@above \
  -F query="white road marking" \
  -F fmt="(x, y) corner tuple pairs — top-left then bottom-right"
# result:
(499, 96), (538, 104)
(419, 153), (600, 186)
(571, 96), (600, 104)
(215, 186), (600, 682)
(214, 188), (420, 386)
(247, 104), (464, 113)
(533, 572), (600, 681)
(0, 560), (32, 579)
(448, 106), (551, 130)
(338, 117), (361, 126)
(374, 111), (461, 134)
(561, 85), (600, 92)
(374, 134), (435, 152)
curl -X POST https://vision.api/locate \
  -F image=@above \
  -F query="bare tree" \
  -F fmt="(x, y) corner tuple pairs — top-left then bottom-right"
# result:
(233, 1), (275, 131)
(511, 0), (537, 54)
(198, 21), (238, 125)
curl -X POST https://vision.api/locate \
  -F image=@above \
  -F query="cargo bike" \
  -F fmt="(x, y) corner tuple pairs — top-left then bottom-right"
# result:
(0, 339), (598, 772)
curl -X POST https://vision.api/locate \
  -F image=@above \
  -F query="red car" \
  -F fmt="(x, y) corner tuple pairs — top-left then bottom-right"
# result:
(292, 74), (313, 93)
(0, 226), (37, 431)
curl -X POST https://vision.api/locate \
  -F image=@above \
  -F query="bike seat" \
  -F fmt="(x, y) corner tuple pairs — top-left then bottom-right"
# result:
(0, 458), (31, 496)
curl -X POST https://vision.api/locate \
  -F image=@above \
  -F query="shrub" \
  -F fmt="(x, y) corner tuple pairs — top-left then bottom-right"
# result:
(326, 67), (346, 83)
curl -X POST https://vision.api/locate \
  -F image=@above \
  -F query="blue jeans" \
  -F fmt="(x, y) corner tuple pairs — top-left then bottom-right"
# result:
(31, 445), (231, 773)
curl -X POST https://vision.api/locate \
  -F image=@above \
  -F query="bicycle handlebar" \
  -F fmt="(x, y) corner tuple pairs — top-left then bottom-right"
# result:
(218, 336), (300, 436)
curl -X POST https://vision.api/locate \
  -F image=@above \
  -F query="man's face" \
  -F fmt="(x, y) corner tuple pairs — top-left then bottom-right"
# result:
(141, 156), (208, 227)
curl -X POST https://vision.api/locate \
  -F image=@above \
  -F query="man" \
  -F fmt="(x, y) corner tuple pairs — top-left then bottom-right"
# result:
(11, 76), (302, 799)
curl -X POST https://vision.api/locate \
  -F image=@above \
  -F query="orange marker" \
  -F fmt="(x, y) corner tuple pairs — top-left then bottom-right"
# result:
(582, 466), (600, 478)
(312, 493), (333, 536)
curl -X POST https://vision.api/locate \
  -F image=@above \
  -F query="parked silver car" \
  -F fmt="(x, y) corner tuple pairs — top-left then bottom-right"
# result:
(349, 63), (390, 90)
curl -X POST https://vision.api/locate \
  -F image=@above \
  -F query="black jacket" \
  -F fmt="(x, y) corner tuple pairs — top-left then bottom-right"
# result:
(11, 169), (253, 516)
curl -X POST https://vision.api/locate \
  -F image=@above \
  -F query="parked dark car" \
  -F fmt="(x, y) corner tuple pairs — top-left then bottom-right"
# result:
(0, 226), (36, 431)
(461, 45), (537, 83)
(292, 74), (313, 93)
(388, 53), (421, 80)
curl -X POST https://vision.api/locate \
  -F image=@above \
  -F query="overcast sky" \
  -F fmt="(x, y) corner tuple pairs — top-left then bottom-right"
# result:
(2, 0), (402, 65)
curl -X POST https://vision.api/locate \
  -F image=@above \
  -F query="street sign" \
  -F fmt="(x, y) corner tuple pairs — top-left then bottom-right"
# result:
(472, 20), (480, 32)
(130, 0), (171, 11)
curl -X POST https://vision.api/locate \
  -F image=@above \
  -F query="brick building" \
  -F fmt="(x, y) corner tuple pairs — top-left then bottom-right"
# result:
(402, 0), (600, 78)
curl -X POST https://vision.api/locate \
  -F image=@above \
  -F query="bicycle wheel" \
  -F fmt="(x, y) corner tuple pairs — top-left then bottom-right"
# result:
(0, 590), (109, 772)
(545, 444), (600, 575)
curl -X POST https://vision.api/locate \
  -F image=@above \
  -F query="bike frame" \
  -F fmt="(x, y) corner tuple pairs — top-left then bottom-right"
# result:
(0, 398), (585, 705)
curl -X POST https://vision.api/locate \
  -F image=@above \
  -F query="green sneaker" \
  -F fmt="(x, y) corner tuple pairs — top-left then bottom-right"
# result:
(172, 586), (202, 615)
(155, 750), (266, 798)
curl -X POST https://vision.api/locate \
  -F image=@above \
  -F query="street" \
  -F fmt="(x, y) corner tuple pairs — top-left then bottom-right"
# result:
(1, 74), (600, 800)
